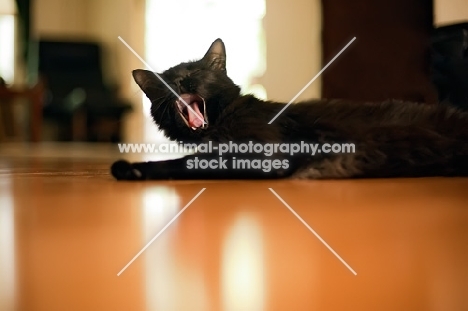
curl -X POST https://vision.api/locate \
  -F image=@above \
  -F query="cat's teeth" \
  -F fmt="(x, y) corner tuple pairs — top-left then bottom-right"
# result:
(191, 127), (197, 130)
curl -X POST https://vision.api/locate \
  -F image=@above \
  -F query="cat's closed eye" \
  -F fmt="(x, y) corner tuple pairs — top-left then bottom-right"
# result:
(187, 69), (201, 76)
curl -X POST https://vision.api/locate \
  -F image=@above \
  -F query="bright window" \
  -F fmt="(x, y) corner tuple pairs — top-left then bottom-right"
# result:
(0, 14), (15, 84)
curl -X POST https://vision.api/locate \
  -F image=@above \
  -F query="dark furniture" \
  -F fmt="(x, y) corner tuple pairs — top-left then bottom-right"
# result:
(321, 0), (438, 105)
(431, 22), (468, 111)
(32, 40), (132, 142)
(0, 78), (44, 142)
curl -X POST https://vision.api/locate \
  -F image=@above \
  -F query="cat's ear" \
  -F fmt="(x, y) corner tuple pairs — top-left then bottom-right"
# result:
(132, 69), (157, 94)
(202, 38), (226, 71)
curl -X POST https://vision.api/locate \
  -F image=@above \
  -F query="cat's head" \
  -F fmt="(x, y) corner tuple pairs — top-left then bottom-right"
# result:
(132, 39), (241, 142)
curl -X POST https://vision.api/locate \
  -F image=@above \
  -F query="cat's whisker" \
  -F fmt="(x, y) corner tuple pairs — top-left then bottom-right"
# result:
(150, 94), (171, 103)
(149, 95), (172, 116)
(159, 96), (174, 124)
(146, 93), (173, 125)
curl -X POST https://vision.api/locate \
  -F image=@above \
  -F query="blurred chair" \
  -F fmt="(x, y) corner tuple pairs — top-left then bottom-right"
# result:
(0, 77), (44, 142)
(33, 39), (133, 142)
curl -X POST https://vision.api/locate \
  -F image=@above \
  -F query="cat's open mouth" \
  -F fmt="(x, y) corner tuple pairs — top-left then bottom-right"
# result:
(176, 94), (208, 130)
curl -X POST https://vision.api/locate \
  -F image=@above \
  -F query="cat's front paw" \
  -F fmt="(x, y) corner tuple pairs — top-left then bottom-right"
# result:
(111, 160), (146, 180)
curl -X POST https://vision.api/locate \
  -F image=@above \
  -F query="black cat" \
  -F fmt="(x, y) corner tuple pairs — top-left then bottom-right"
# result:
(111, 39), (468, 180)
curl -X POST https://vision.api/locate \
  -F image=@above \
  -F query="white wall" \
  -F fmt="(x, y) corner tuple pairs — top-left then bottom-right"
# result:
(32, 0), (90, 38)
(262, 0), (322, 102)
(434, 0), (468, 26)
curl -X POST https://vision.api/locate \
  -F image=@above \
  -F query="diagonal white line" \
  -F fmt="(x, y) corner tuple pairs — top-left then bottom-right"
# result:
(269, 188), (357, 276)
(118, 36), (207, 125)
(268, 37), (356, 124)
(117, 188), (206, 276)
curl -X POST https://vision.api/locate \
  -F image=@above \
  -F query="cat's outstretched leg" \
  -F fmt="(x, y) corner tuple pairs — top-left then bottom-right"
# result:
(111, 157), (202, 180)
(111, 160), (149, 180)
(111, 153), (298, 180)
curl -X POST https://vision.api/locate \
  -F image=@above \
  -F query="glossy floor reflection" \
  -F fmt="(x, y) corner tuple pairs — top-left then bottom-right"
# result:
(0, 143), (467, 311)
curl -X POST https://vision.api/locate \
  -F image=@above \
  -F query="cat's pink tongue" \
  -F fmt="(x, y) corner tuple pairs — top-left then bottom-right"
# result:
(187, 102), (204, 128)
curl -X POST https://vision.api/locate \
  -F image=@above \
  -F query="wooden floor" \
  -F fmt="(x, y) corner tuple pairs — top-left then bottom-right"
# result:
(0, 143), (467, 311)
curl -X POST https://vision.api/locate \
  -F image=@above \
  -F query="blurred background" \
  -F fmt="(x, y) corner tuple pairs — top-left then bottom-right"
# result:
(0, 0), (467, 145)
(0, 2), (467, 311)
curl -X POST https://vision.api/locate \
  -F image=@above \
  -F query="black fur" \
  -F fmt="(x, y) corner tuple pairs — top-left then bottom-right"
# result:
(111, 39), (468, 180)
